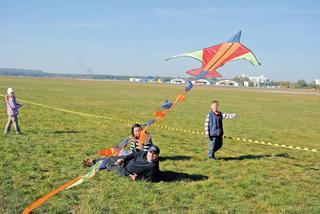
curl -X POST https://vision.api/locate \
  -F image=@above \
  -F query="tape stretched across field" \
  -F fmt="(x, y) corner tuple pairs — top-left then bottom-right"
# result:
(2, 94), (318, 153)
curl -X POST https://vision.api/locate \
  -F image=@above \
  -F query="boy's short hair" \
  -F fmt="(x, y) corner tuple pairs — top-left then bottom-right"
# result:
(211, 100), (219, 105)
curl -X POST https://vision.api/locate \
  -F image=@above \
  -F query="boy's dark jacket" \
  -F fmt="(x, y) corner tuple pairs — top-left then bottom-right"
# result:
(208, 111), (224, 137)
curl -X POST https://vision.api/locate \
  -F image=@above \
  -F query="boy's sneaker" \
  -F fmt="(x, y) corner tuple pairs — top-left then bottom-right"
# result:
(208, 154), (216, 160)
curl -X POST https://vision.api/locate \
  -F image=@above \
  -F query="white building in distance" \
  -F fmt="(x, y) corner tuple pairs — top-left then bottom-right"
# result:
(129, 78), (142, 82)
(244, 75), (270, 87)
(315, 79), (320, 85)
(216, 80), (239, 87)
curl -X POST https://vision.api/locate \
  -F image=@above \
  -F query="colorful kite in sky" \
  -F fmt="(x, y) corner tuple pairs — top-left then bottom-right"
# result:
(165, 31), (261, 79)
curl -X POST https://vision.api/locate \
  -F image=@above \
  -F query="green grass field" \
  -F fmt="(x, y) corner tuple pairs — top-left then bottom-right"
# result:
(0, 76), (319, 213)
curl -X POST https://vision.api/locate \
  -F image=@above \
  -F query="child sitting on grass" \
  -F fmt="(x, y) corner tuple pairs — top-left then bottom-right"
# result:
(128, 123), (153, 153)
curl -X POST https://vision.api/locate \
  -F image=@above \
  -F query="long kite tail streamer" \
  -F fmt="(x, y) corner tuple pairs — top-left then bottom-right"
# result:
(97, 137), (131, 156)
(97, 79), (194, 152)
(22, 160), (103, 214)
(66, 160), (103, 190)
(136, 80), (193, 146)
(22, 176), (83, 214)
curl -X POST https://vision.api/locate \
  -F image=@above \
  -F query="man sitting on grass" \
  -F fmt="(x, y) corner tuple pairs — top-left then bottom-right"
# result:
(83, 145), (160, 182)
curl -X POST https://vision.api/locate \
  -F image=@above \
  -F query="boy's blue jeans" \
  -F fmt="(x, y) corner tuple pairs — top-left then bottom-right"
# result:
(208, 136), (223, 158)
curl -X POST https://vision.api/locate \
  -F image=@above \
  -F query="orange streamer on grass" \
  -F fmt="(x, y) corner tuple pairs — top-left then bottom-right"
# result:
(22, 176), (83, 214)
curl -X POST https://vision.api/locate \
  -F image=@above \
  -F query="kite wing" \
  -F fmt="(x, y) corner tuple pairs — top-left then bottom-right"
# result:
(165, 50), (203, 62)
(224, 44), (261, 66)
(166, 31), (260, 79)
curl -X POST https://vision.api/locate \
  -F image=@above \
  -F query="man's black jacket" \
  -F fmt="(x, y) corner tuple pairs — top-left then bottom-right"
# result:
(122, 151), (160, 182)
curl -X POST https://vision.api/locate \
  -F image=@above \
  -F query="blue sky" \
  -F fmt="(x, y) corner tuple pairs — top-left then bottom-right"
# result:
(1, 0), (319, 81)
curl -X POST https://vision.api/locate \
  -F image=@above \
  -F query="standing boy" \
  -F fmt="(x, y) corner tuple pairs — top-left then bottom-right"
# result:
(205, 100), (236, 159)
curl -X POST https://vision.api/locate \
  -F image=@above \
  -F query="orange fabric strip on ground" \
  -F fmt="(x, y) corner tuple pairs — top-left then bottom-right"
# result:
(22, 176), (83, 214)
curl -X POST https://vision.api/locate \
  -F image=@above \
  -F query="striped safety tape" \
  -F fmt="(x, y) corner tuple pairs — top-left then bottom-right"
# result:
(2, 95), (317, 153)
(223, 136), (318, 153)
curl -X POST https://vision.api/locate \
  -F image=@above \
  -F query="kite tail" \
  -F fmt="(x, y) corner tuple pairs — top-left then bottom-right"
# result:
(97, 80), (193, 149)
(97, 137), (132, 156)
(22, 176), (84, 214)
(22, 160), (103, 214)
(136, 80), (193, 146)
(66, 160), (103, 189)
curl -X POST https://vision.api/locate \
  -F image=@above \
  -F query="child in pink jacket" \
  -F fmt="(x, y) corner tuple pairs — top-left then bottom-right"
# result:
(4, 88), (22, 135)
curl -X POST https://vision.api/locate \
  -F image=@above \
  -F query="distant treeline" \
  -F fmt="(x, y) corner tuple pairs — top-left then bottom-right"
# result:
(231, 75), (319, 89)
(1, 68), (318, 89)
(0, 68), (48, 77)
(0, 68), (167, 81)
(272, 80), (320, 89)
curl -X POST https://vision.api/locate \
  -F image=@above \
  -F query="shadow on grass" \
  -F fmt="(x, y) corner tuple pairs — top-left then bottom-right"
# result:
(217, 153), (290, 161)
(218, 153), (319, 171)
(159, 155), (191, 161)
(160, 170), (208, 182)
(268, 158), (320, 171)
(52, 130), (85, 134)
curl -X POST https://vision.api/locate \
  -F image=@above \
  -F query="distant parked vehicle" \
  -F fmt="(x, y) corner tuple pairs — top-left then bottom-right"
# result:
(170, 78), (186, 84)
(194, 79), (210, 85)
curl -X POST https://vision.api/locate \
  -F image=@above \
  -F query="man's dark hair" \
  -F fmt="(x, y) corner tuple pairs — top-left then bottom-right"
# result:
(148, 145), (160, 155)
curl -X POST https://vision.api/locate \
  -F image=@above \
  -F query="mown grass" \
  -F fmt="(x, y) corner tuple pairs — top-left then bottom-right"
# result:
(0, 76), (319, 213)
